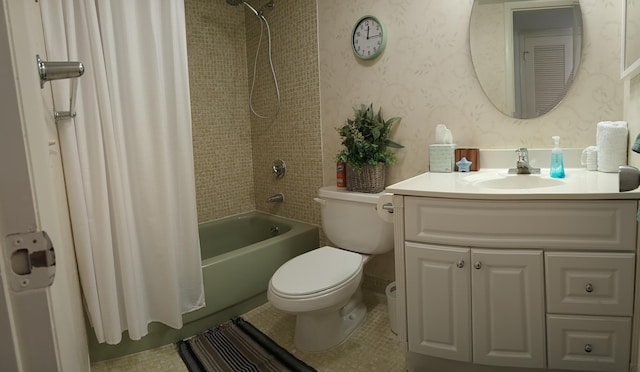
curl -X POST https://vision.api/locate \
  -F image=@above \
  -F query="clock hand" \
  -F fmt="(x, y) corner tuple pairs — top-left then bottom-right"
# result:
(367, 26), (370, 40)
(369, 33), (381, 38)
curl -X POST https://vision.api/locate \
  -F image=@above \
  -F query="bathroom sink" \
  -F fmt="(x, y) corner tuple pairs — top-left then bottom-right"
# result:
(464, 172), (565, 190)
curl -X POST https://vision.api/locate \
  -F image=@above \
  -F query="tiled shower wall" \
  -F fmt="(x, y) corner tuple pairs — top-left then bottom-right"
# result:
(246, 0), (322, 225)
(185, 0), (322, 227)
(185, 0), (255, 222)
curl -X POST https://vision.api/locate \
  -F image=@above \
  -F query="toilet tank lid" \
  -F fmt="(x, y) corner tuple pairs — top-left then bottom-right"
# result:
(319, 186), (391, 204)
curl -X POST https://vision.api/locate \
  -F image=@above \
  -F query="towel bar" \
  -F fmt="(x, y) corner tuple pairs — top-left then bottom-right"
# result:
(36, 55), (85, 122)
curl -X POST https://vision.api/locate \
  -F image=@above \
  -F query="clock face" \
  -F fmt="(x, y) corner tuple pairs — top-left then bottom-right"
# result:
(351, 16), (386, 60)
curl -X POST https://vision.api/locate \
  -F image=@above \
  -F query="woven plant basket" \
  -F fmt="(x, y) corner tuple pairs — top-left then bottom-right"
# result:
(346, 164), (386, 193)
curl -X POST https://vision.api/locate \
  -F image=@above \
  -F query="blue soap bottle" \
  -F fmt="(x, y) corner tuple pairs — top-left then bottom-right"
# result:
(550, 136), (565, 178)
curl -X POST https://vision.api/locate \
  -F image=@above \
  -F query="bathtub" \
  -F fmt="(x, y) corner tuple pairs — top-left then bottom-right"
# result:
(184, 210), (319, 323)
(89, 210), (319, 362)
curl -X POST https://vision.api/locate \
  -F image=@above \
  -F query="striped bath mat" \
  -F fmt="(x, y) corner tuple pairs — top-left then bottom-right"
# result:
(178, 317), (316, 372)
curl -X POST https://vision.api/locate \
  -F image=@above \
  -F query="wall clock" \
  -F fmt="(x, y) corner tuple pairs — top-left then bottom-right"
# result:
(351, 15), (387, 60)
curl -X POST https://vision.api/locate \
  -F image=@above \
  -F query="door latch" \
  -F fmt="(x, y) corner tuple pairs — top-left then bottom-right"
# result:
(4, 231), (56, 292)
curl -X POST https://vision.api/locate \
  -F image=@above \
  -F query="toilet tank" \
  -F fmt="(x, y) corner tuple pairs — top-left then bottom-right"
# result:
(317, 186), (394, 255)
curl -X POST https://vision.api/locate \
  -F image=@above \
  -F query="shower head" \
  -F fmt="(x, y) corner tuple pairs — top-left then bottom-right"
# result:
(226, 0), (260, 17)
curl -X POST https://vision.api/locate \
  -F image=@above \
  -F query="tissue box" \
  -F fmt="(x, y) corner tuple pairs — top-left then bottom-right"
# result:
(429, 144), (456, 172)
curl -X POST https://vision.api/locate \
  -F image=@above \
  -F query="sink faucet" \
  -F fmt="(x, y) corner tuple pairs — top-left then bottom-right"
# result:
(508, 148), (540, 174)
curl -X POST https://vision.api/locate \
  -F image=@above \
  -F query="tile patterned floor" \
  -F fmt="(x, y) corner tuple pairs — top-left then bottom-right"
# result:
(91, 291), (406, 371)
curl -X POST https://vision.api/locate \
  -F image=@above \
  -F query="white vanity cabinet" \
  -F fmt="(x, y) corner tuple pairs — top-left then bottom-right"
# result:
(405, 243), (545, 368)
(396, 195), (639, 372)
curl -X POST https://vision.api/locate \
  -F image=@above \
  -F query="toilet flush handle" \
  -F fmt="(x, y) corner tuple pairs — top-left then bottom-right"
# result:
(314, 197), (326, 206)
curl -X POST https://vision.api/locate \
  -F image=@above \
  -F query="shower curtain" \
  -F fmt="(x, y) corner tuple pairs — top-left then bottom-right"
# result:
(40, 0), (204, 344)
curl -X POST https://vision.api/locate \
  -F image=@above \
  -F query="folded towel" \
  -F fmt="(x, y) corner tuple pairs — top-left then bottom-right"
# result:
(596, 121), (628, 172)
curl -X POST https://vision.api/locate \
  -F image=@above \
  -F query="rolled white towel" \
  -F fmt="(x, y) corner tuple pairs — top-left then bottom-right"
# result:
(596, 121), (628, 172)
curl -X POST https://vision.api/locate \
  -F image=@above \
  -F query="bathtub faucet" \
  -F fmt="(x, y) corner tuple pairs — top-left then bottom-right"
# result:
(267, 193), (284, 203)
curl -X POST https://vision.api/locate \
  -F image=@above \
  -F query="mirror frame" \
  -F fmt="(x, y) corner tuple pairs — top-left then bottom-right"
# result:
(622, 0), (640, 80)
(620, 0), (640, 80)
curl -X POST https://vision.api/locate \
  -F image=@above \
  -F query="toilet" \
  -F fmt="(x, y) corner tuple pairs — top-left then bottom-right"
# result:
(267, 186), (394, 352)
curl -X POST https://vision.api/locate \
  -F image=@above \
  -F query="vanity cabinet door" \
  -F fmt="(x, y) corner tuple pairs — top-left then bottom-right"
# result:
(471, 249), (546, 369)
(547, 315), (631, 372)
(405, 243), (471, 362)
(545, 252), (635, 316)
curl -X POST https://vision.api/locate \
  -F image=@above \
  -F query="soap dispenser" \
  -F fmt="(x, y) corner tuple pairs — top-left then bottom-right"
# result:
(550, 136), (565, 178)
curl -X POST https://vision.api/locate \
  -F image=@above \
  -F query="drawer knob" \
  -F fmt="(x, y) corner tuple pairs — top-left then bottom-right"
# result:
(584, 344), (592, 353)
(456, 260), (465, 268)
(474, 261), (482, 269)
(585, 283), (594, 293)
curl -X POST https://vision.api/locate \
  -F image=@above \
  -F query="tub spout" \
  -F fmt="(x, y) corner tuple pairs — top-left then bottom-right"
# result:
(267, 193), (284, 203)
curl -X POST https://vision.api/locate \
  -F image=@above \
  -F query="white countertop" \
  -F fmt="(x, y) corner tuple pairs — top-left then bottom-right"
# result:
(386, 168), (640, 200)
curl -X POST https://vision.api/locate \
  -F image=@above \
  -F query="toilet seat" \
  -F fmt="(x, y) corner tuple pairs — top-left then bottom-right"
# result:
(270, 246), (363, 299)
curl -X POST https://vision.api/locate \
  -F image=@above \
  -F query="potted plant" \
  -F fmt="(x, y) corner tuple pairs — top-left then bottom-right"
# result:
(336, 103), (403, 193)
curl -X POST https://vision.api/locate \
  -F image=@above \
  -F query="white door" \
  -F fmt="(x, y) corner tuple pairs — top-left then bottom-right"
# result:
(520, 32), (573, 118)
(0, 0), (89, 371)
(405, 243), (471, 362)
(471, 249), (545, 368)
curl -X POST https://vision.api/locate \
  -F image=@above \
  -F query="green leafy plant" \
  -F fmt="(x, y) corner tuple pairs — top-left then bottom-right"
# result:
(336, 104), (403, 169)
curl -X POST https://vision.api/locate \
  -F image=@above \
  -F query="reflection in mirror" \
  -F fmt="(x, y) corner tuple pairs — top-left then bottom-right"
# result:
(624, 0), (640, 75)
(470, 0), (582, 119)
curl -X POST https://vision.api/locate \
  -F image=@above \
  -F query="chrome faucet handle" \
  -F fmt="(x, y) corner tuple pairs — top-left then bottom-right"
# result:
(516, 148), (529, 162)
(510, 147), (540, 174)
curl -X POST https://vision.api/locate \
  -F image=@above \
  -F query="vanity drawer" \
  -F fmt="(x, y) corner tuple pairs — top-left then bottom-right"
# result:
(545, 252), (635, 316)
(403, 197), (637, 251)
(547, 315), (631, 372)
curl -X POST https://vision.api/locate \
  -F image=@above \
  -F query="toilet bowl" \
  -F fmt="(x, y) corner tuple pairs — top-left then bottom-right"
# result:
(267, 186), (394, 352)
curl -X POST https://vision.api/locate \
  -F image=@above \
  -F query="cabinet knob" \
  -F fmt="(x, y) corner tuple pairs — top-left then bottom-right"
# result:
(584, 344), (592, 353)
(585, 283), (593, 293)
(456, 260), (465, 268)
(473, 261), (482, 269)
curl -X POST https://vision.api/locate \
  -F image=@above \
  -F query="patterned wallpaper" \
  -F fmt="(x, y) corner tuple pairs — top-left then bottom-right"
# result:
(318, 0), (624, 187)
(626, 75), (640, 168)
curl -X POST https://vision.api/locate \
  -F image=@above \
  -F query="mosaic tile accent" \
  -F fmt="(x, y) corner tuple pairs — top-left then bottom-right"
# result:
(362, 273), (394, 295)
(185, 0), (256, 223)
(185, 0), (322, 229)
(246, 0), (323, 227)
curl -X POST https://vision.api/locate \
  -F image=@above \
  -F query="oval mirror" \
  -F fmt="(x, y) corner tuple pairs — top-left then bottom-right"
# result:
(470, 0), (583, 119)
